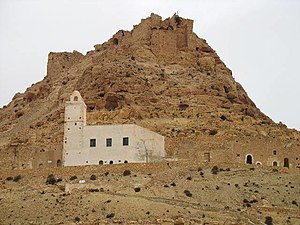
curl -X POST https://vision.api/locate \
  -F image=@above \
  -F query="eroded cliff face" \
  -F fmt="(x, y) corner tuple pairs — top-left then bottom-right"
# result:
(0, 13), (299, 169)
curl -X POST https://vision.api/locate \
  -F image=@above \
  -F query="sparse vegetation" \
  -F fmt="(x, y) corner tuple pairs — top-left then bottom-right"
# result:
(90, 174), (97, 180)
(106, 213), (115, 219)
(46, 174), (57, 185)
(70, 175), (77, 181)
(211, 166), (219, 174)
(123, 170), (131, 176)
(265, 216), (273, 225)
(184, 190), (192, 197)
(170, 182), (176, 187)
(13, 175), (22, 182)
(292, 200), (298, 206)
(6, 176), (13, 181)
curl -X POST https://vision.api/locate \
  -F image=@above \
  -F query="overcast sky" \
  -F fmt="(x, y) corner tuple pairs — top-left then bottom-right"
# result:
(0, 0), (299, 130)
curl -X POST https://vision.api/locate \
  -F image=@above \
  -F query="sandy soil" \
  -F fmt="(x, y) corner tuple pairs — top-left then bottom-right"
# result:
(0, 162), (299, 225)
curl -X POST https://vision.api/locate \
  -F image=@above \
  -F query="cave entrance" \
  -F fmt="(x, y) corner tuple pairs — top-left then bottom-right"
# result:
(246, 154), (253, 164)
(284, 158), (289, 168)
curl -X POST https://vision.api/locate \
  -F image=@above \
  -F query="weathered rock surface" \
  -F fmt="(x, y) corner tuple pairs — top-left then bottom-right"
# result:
(0, 13), (299, 169)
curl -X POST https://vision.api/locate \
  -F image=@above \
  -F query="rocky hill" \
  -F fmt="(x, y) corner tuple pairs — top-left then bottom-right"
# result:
(0, 13), (299, 169)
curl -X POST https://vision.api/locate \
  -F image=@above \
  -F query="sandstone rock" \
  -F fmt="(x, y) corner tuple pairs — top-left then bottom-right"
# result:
(0, 13), (299, 169)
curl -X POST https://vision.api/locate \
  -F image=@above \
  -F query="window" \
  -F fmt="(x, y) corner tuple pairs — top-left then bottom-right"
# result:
(106, 138), (112, 147)
(273, 150), (277, 155)
(90, 139), (96, 147)
(123, 137), (129, 146)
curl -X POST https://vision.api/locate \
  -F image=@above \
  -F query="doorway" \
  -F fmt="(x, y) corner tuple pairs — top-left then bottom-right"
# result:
(284, 158), (289, 168)
(57, 160), (62, 167)
(246, 154), (253, 164)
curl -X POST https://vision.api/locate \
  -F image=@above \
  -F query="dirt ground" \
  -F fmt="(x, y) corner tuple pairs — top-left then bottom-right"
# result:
(0, 162), (299, 225)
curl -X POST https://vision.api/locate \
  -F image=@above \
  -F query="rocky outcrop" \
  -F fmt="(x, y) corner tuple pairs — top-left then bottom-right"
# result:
(0, 13), (299, 169)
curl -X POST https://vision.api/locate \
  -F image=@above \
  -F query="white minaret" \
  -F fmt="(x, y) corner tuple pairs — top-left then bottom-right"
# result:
(63, 91), (87, 166)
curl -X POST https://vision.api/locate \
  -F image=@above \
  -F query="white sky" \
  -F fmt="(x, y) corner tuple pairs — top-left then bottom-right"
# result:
(0, 0), (299, 130)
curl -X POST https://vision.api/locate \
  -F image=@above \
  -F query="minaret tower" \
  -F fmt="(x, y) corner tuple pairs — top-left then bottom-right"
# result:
(63, 91), (86, 166)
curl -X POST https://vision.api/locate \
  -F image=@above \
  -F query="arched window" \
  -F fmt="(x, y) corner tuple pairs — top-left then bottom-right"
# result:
(74, 96), (78, 101)
(109, 160), (113, 164)
(99, 160), (103, 165)
(273, 161), (278, 167)
(124, 160), (128, 164)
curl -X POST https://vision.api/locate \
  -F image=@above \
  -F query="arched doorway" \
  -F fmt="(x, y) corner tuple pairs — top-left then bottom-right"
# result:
(99, 160), (103, 165)
(273, 161), (278, 167)
(109, 160), (113, 164)
(246, 154), (253, 164)
(57, 160), (62, 167)
(284, 158), (289, 168)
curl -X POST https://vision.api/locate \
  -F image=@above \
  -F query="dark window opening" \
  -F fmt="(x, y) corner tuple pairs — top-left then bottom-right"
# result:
(123, 137), (129, 146)
(124, 160), (128, 163)
(75, 122), (77, 126)
(99, 160), (103, 165)
(246, 155), (253, 164)
(118, 160), (121, 162)
(57, 160), (62, 167)
(256, 162), (262, 165)
(273, 161), (278, 167)
(74, 96), (78, 101)
(113, 38), (118, 45)
(273, 150), (277, 155)
(109, 160), (113, 164)
(106, 138), (112, 147)
(86, 161), (89, 164)
(90, 139), (96, 147)
(64, 141), (67, 144)
(237, 154), (240, 157)
(284, 158), (289, 168)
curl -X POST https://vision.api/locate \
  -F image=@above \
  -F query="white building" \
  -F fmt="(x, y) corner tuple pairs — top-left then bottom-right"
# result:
(63, 91), (165, 166)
